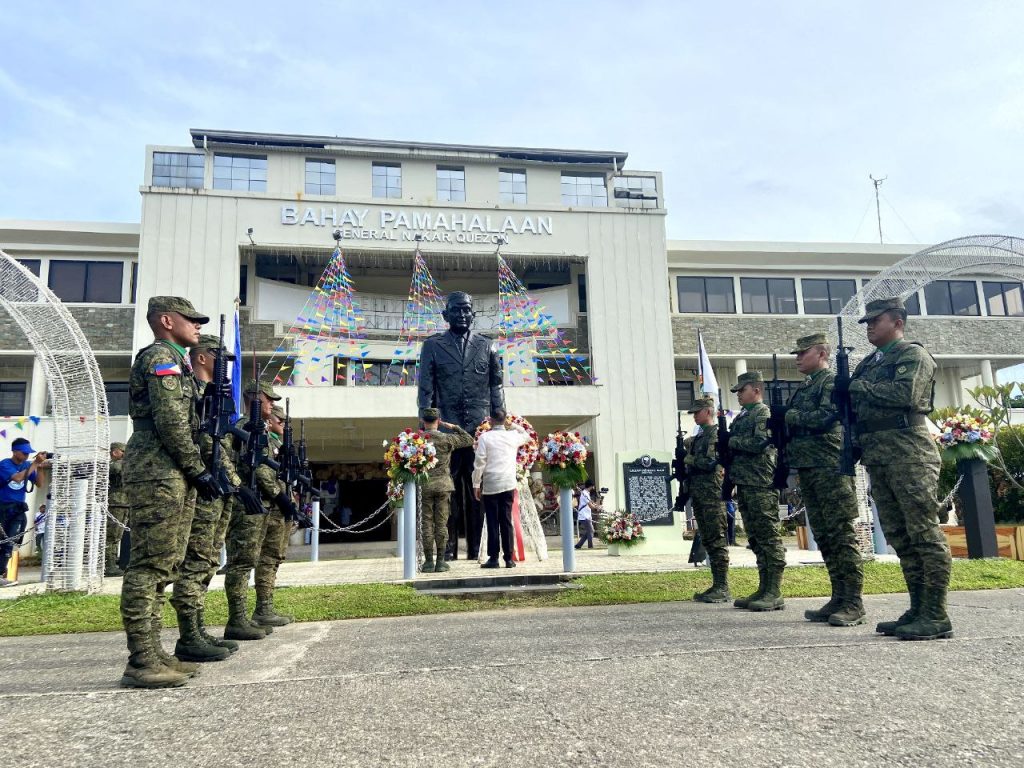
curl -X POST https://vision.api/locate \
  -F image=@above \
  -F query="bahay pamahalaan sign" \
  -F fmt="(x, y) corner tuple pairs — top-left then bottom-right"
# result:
(280, 205), (554, 243)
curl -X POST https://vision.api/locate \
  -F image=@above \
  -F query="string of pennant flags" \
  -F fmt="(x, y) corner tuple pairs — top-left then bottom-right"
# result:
(265, 243), (595, 388)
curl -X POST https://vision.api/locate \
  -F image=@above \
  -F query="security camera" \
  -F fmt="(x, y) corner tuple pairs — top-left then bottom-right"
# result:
(247, 227), (254, 235)
(333, 229), (342, 242)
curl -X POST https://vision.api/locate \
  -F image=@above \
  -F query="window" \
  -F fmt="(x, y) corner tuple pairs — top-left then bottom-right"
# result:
(130, 262), (138, 303)
(152, 152), (204, 189)
(561, 172), (607, 207)
(239, 265), (248, 306)
(677, 276), (736, 314)
(766, 380), (801, 402)
(740, 278), (796, 314)
(577, 274), (588, 313)
(801, 279), (857, 315)
(104, 382), (130, 416)
(212, 154), (267, 192)
(305, 159), (335, 196)
(48, 261), (123, 303)
(0, 382), (27, 416)
(536, 358), (578, 385)
(676, 381), (695, 411)
(859, 280), (920, 315)
(983, 281), (1024, 317)
(436, 166), (465, 202)
(372, 163), (401, 198)
(353, 361), (403, 386)
(924, 280), (980, 316)
(499, 168), (527, 204)
(17, 259), (40, 276)
(613, 175), (658, 209)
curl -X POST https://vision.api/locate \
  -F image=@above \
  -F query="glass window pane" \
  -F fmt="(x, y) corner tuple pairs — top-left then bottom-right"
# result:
(677, 277), (706, 313)
(1003, 283), (1024, 316)
(768, 278), (796, 314)
(828, 279), (856, 313)
(48, 261), (88, 302)
(214, 154), (231, 166)
(250, 180), (266, 192)
(187, 154), (204, 167)
(231, 179), (249, 191)
(213, 177), (231, 190)
(983, 282), (1005, 316)
(321, 184), (335, 196)
(924, 282), (953, 315)
(372, 164), (387, 176)
(85, 262), (123, 303)
(705, 277), (735, 313)
(153, 176), (171, 187)
(949, 280), (979, 315)
(741, 278), (769, 314)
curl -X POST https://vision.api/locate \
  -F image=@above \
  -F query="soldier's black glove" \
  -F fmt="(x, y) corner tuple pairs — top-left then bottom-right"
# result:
(236, 486), (267, 516)
(274, 491), (299, 520)
(190, 471), (222, 502)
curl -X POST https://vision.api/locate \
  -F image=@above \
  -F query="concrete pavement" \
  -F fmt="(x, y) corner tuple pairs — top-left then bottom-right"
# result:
(2, 589), (1022, 767)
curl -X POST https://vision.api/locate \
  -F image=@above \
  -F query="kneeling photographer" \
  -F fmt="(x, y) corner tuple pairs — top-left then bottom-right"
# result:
(0, 437), (50, 586)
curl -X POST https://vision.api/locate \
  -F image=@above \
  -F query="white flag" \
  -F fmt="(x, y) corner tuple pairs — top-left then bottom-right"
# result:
(697, 329), (718, 396)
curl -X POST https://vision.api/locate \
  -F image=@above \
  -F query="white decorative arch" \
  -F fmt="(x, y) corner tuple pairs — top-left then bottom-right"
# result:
(837, 234), (1024, 361)
(0, 251), (109, 592)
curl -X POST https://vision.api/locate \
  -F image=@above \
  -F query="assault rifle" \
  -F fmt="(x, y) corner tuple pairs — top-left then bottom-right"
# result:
(766, 354), (791, 491)
(199, 317), (265, 515)
(834, 317), (858, 476)
(671, 412), (689, 511)
(716, 388), (735, 502)
(275, 399), (314, 529)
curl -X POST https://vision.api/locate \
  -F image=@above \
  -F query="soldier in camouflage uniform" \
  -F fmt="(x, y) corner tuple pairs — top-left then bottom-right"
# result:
(223, 380), (283, 640)
(420, 407), (475, 573)
(785, 333), (865, 626)
(168, 334), (253, 662)
(120, 297), (224, 689)
(685, 396), (731, 603)
(252, 405), (298, 627)
(840, 297), (952, 641)
(105, 442), (128, 577)
(728, 371), (786, 612)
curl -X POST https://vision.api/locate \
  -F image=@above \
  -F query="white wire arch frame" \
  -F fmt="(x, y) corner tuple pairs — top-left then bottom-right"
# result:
(834, 234), (1024, 363)
(0, 250), (110, 593)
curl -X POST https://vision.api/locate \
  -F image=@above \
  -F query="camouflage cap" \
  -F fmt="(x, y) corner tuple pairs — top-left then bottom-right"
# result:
(147, 296), (209, 324)
(687, 396), (716, 413)
(110, 442), (126, 452)
(421, 407), (441, 421)
(791, 332), (829, 353)
(271, 404), (286, 420)
(244, 379), (282, 401)
(193, 334), (235, 359)
(859, 296), (905, 323)
(730, 370), (765, 392)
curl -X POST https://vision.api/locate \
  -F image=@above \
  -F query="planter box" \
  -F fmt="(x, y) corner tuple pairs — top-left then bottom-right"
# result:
(942, 525), (1020, 559)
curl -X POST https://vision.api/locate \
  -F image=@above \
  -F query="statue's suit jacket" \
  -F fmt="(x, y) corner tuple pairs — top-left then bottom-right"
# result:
(418, 330), (504, 433)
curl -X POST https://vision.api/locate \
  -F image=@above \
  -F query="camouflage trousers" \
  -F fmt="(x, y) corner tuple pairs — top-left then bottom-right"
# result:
(867, 460), (951, 591)
(420, 487), (452, 559)
(690, 477), (729, 571)
(214, 499), (233, 555)
(224, 499), (269, 603)
(105, 505), (129, 569)
(255, 509), (291, 601)
(798, 468), (863, 592)
(169, 495), (224, 616)
(120, 476), (196, 639)
(736, 484), (785, 573)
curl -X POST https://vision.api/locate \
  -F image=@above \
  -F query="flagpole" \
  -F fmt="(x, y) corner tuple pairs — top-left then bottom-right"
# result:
(697, 328), (704, 395)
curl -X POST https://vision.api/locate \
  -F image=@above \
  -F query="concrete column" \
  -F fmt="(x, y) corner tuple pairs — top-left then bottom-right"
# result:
(28, 356), (47, 415)
(730, 359), (747, 410)
(980, 359), (994, 387)
(948, 367), (964, 407)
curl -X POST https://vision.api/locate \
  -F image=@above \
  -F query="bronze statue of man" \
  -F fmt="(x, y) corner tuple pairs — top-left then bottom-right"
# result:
(418, 292), (504, 560)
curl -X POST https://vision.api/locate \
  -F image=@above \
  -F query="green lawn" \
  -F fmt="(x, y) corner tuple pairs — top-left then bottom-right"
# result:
(1, 559), (1022, 638)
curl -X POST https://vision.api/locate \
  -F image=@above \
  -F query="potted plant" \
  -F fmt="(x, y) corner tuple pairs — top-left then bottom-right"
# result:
(598, 509), (646, 557)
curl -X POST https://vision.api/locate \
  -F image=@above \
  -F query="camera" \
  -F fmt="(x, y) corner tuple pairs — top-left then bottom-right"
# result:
(599, 487), (609, 495)
(38, 451), (53, 459)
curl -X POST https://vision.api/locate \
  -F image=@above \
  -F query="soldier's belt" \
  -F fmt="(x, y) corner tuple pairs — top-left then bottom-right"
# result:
(854, 413), (927, 436)
(788, 425), (837, 437)
(131, 417), (156, 431)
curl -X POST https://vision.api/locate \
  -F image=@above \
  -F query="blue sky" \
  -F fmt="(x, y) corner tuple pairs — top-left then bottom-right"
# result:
(1, 2), (1023, 378)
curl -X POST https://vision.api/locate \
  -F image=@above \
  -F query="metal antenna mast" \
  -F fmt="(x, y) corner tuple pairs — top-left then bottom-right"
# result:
(870, 174), (887, 244)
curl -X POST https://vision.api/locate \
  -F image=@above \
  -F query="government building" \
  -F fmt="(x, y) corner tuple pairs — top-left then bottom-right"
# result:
(2, 128), (1023, 543)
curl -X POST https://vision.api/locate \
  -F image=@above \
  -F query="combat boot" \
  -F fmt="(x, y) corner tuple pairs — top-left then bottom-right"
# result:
(252, 594), (293, 627)
(695, 563), (731, 603)
(804, 571), (842, 622)
(434, 558), (450, 573)
(197, 609), (239, 654)
(734, 568), (766, 609)
(104, 559), (124, 577)
(748, 569), (785, 612)
(421, 555), (435, 573)
(151, 619), (200, 677)
(876, 581), (922, 636)
(175, 612), (231, 662)
(120, 633), (189, 689)
(895, 586), (954, 641)
(225, 589), (268, 641)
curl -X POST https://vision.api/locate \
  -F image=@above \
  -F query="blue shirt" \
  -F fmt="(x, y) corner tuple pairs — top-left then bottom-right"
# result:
(0, 458), (36, 504)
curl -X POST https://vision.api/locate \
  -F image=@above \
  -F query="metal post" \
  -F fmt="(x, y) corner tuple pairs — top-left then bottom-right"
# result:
(957, 458), (999, 558)
(396, 497), (404, 559)
(310, 499), (320, 563)
(871, 497), (889, 556)
(560, 486), (576, 573)
(38, 522), (48, 583)
(67, 479), (89, 591)
(402, 480), (416, 579)
(806, 523), (818, 552)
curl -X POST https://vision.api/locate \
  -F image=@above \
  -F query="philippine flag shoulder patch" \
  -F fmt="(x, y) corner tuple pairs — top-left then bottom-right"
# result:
(153, 362), (182, 376)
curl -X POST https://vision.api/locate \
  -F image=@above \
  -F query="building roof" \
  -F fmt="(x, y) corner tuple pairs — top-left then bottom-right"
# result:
(189, 128), (628, 167)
